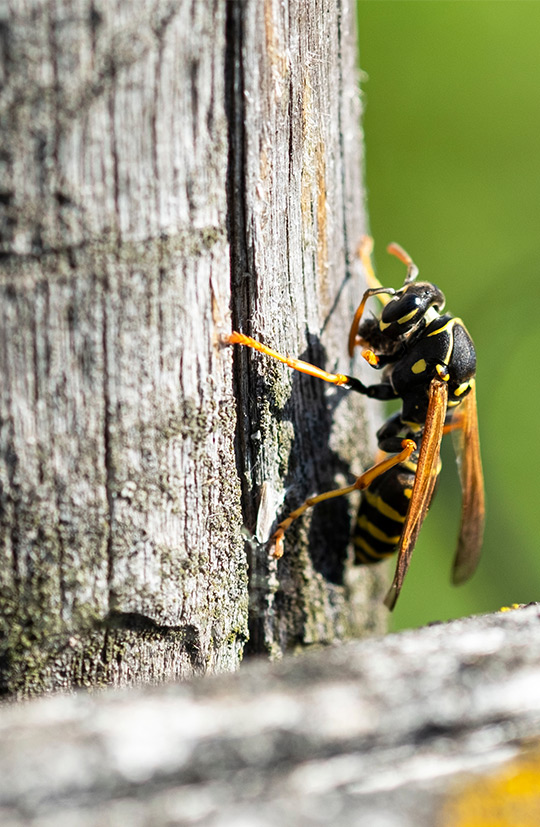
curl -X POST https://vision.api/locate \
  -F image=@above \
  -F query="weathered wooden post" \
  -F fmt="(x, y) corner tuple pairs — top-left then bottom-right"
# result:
(0, 0), (381, 697)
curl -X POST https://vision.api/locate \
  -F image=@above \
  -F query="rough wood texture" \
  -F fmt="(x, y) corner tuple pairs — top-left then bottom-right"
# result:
(1, 605), (540, 825)
(0, 0), (247, 696)
(227, 0), (384, 657)
(0, 0), (381, 696)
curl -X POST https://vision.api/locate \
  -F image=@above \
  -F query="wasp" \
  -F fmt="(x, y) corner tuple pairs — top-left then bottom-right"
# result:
(223, 238), (485, 609)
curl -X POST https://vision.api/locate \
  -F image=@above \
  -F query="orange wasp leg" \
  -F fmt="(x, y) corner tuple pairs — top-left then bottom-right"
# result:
(271, 438), (416, 559)
(362, 349), (379, 367)
(223, 331), (352, 387)
(442, 417), (463, 436)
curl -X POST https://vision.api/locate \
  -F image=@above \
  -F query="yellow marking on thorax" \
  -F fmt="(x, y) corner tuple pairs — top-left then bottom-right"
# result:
(412, 358), (427, 374)
(427, 316), (456, 364)
(427, 317), (456, 337)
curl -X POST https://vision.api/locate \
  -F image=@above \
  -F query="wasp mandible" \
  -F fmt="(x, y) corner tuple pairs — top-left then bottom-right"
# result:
(223, 238), (485, 609)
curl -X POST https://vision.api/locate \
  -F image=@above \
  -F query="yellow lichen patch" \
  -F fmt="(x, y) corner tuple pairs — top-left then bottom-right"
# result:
(442, 749), (540, 827)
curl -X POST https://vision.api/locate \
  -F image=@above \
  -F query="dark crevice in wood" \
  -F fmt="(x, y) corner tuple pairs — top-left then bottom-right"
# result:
(224, 2), (258, 530)
(224, 1), (268, 656)
(101, 285), (115, 611)
(0, 19), (12, 82)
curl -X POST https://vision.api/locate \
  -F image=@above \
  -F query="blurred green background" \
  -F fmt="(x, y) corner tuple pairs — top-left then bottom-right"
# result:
(357, 1), (540, 630)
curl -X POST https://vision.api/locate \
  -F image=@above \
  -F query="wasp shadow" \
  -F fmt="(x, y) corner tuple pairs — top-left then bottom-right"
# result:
(260, 332), (357, 585)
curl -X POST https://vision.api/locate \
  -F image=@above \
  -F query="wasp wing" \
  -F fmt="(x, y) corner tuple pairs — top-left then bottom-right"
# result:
(451, 380), (485, 585)
(384, 378), (448, 610)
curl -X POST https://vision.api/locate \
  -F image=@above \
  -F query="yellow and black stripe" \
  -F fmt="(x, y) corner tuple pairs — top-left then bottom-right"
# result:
(353, 452), (440, 564)
(353, 457), (415, 563)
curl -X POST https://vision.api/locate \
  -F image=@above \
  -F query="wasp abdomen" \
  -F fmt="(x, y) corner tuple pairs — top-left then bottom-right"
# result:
(353, 460), (416, 563)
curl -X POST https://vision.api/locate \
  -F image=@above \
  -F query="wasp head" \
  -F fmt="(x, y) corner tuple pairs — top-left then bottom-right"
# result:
(378, 282), (446, 340)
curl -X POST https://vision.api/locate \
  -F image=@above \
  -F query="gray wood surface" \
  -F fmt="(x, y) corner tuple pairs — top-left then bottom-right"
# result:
(227, 0), (384, 658)
(0, 0), (381, 697)
(0, 0), (246, 696)
(1, 604), (539, 826)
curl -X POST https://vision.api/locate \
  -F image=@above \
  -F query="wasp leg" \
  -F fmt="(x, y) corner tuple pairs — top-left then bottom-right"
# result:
(271, 438), (416, 558)
(442, 414), (464, 435)
(222, 332), (356, 387)
(346, 375), (400, 400)
(222, 332), (400, 400)
(361, 349), (400, 369)
(374, 412), (423, 454)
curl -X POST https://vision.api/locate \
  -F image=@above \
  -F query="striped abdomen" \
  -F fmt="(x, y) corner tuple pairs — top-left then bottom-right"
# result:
(353, 454), (423, 564)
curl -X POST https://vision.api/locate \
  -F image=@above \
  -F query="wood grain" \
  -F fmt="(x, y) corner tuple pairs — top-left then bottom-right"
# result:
(0, 0), (379, 696)
(1, 605), (539, 825)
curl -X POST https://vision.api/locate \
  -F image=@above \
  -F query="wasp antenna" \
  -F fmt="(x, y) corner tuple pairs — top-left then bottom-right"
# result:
(387, 242), (419, 284)
(347, 286), (397, 357)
